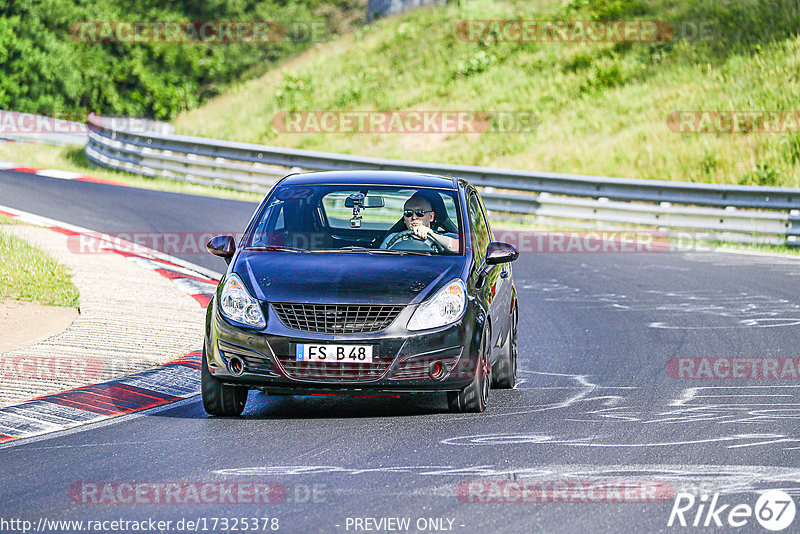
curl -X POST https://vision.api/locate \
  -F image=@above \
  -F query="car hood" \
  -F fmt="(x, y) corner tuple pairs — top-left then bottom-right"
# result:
(234, 251), (466, 305)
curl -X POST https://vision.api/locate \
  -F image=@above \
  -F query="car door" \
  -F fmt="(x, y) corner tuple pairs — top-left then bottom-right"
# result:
(478, 189), (512, 346)
(467, 190), (504, 360)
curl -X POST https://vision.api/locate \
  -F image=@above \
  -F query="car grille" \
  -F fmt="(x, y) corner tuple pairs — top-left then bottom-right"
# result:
(275, 354), (392, 382)
(272, 303), (403, 334)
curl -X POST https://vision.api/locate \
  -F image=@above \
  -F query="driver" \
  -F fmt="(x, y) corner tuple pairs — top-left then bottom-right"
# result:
(380, 192), (459, 253)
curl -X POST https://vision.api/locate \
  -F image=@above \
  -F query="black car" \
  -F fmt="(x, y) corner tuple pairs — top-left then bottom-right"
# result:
(203, 170), (518, 415)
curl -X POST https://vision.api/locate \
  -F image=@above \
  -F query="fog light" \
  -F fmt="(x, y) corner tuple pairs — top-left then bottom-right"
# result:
(227, 355), (245, 376)
(429, 360), (446, 380)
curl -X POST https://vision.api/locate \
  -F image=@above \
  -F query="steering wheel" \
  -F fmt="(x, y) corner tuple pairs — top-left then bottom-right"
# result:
(383, 229), (443, 253)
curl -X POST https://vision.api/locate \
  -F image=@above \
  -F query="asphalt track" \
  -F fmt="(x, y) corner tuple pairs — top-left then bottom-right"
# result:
(2, 169), (800, 533)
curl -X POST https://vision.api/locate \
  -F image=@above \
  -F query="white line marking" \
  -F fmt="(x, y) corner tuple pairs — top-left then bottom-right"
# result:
(35, 169), (84, 179)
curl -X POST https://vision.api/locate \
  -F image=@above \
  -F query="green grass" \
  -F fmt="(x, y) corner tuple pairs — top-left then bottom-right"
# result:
(0, 216), (80, 307)
(0, 142), (263, 202)
(175, 0), (800, 187)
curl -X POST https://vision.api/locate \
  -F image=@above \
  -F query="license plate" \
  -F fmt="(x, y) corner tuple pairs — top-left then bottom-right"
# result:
(295, 344), (373, 363)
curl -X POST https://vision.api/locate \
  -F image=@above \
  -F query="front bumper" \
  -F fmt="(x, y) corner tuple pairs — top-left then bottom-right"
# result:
(206, 300), (479, 394)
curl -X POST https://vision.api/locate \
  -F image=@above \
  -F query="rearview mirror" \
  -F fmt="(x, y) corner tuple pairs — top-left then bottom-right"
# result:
(344, 195), (385, 208)
(485, 242), (519, 265)
(206, 235), (236, 263)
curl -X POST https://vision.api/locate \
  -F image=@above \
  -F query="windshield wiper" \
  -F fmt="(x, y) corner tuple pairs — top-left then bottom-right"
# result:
(244, 246), (307, 253)
(368, 249), (431, 256)
(336, 246), (374, 252)
(311, 246), (374, 254)
(312, 247), (431, 256)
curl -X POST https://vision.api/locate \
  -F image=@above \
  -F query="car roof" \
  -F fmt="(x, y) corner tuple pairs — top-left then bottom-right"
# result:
(278, 170), (458, 190)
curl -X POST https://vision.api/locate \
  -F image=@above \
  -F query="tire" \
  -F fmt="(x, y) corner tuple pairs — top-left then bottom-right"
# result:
(492, 307), (517, 389)
(448, 326), (490, 413)
(201, 345), (248, 416)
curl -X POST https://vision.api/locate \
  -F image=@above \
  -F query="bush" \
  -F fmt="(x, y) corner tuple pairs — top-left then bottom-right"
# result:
(0, 0), (366, 119)
(452, 50), (497, 78)
(740, 162), (781, 186)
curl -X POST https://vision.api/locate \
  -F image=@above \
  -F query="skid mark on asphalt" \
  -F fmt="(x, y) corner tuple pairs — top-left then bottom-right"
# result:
(682, 253), (800, 271)
(672, 385), (800, 407)
(214, 463), (800, 496)
(475, 372), (800, 451)
(518, 277), (800, 329)
(569, 389), (800, 427)
(440, 432), (800, 449)
(463, 371), (633, 421)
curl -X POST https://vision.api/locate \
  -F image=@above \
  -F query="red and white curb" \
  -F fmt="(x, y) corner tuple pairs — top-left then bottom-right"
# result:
(0, 206), (220, 443)
(0, 352), (202, 444)
(0, 159), (127, 187)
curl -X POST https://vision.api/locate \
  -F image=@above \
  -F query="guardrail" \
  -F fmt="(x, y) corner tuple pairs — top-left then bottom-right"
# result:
(0, 110), (87, 146)
(86, 113), (800, 245)
(0, 111), (175, 147)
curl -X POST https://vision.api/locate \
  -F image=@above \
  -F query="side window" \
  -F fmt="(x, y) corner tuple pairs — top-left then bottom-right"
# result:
(477, 193), (492, 239)
(468, 193), (489, 264)
(251, 201), (284, 246)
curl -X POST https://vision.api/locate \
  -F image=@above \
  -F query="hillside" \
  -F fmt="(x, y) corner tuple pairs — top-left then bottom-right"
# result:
(174, 0), (800, 186)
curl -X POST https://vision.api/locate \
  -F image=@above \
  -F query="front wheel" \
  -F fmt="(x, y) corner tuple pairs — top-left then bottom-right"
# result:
(448, 326), (490, 413)
(202, 345), (248, 416)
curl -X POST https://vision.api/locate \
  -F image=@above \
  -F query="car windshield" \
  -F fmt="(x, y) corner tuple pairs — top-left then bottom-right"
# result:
(245, 184), (463, 255)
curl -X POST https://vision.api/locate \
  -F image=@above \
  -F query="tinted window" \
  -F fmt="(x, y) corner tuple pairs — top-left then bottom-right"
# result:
(246, 184), (462, 255)
(468, 192), (490, 263)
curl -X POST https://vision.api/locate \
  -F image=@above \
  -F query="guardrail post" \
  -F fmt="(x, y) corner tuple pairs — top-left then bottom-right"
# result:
(786, 211), (800, 247)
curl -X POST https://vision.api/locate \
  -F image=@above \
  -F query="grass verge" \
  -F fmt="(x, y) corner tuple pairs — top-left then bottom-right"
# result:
(0, 216), (80, 308)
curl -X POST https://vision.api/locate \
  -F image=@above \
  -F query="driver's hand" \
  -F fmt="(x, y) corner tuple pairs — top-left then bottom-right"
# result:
(412, 224), (433, 240)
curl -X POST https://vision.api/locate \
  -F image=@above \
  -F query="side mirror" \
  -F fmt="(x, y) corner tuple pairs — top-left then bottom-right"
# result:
(486, 242), (519, 265)
(476, 242), (519, 288)
(206, 235), (236, 263)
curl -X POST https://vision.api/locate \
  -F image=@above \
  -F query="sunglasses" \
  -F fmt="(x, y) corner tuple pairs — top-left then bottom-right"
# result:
(403, 209), (432, 218)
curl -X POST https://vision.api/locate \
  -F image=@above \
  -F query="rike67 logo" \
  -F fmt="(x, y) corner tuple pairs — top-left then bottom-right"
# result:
(668, 490), (797, 531)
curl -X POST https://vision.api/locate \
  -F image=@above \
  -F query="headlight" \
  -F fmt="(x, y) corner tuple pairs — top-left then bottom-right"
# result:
(407, 279), (467, 331)
(219, 274), (266, 328)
